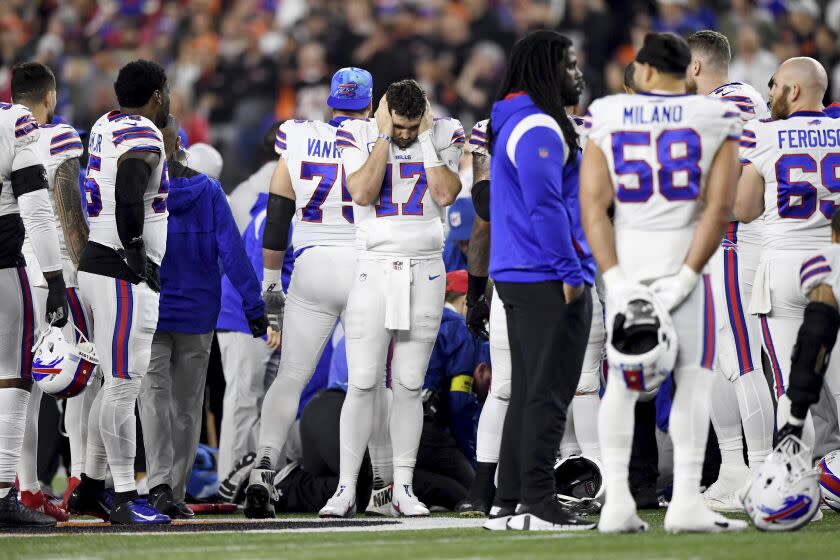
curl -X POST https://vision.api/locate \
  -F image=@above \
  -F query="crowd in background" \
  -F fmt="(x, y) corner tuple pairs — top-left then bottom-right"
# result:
(3, 0), (840, 188)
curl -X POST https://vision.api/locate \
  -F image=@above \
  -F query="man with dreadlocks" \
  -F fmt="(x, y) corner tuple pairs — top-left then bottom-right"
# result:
(481, 30), (596, 531)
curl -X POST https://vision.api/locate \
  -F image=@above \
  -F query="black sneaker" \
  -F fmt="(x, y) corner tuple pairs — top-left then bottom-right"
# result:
(506, 497), (596, 531)
(171, 502), (195, 519)
(67, 480), (111, 520)
(456, 497), (491, 517)
(150, 484), (178, 517)
(0, 488), (55, 527)
(482, 502), (519, 530)
(244, 469), (276, 519)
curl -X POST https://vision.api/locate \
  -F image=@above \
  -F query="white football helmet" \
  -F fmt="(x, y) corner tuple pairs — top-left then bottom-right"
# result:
(554, 454), (604, 505)
(818, 450), (840, 512)
(606, 287), (677, 392)
(31, 326), (99, 399)
(742, 435), (820, 531)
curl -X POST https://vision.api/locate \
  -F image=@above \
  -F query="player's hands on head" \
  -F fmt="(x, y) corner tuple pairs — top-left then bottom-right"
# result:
(375, 94), (393, 137)
(418, 99), (434, 135)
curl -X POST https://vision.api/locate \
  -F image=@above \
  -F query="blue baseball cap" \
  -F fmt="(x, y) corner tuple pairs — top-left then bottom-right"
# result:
(327, 67), (373, 111)
(447, 198), (475, 242)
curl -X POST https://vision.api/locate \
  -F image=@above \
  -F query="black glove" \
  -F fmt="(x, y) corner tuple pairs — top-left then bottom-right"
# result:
(777, 422), (804, 444)
(466, 273), (490, 340)
(45, 273), (68, 328)
(248, 314), (270, 338)
(144, 259), (161, 293)
(123, 239), (147, 282)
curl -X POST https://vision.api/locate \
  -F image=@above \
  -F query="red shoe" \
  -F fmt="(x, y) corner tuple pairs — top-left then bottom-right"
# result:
(62, 477), (80, 510)
(20, 490), (70, 522)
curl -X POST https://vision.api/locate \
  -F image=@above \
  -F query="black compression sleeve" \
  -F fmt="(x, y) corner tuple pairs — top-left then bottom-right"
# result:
(11, 165), (48, 197)
(788, 301), (840, 419)
(472, 179), (490, 221)
(115, 158), (152, 248)
(264, 193), (296, 251)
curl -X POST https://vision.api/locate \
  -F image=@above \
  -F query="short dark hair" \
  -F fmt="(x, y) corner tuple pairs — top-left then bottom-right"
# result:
(687, 30), (731, 70)
(635, 32), (692, 77)
(386, 80), (425, 120)
(114, 60), (167, 108)
(11, 62), (56, 103)
(624, 61), (636, 92)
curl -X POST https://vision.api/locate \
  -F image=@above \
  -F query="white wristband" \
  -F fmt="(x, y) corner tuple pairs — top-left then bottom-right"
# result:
(263, 267), (282, 292)
(419, 130), (444, 168)
(676, 264), (699, 291)
(601, 265), (625, 292)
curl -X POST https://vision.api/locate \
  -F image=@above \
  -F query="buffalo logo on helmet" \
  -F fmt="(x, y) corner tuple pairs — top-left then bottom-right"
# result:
(758, 495), (814, 523)
(336, 82), (359, 98)
(31, 355), (64, 381)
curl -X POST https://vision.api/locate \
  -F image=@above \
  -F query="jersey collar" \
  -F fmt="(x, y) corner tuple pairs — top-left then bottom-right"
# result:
(329, 115), (357, 128)
(788, 110), (826, 118)
(637, 90), (691, 97)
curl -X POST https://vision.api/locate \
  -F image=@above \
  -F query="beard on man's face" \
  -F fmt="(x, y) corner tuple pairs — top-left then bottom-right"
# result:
(770, 85), (792, 120)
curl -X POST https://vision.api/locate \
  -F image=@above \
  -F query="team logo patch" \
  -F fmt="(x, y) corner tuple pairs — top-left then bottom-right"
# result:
(538, 148), (550, 158)
(336, 82), (358, 98)
(360, 273), (367, 282)
(450, 211), (462, 227)
(808, 119), (822, 126)
(393, 261), (403, 271)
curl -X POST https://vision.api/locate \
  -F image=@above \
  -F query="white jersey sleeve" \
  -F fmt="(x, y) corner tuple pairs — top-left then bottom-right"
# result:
(0, 104), (42, 219)
(468, 119), (489, 156)
(85, 110), (168, 265)
(709, 81), (770, 121)
(280, 119), (355, 249)
(799, 245), (840, 301)
(587, 93), (741, 282)
(740, 112), (840, 251)
(436, 117), (465, 173)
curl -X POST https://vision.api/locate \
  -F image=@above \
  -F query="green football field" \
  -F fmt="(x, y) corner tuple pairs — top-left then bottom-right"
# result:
(2, 510), (839, 560)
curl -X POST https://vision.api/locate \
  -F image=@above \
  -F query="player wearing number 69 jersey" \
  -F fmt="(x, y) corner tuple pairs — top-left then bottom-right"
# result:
(735, 57), (840, 451)
(69, 60), (172, 526)
(581, 33), (743, 533)
(321, 79), (464, 518)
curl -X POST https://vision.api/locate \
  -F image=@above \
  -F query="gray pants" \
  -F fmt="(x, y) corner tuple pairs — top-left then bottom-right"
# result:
(139, 330), (214, 501)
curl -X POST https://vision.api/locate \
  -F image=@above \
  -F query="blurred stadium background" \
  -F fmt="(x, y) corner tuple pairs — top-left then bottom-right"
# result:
(0, 0), (836, 188)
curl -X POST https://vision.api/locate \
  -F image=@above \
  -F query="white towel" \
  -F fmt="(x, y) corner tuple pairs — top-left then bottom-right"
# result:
(384, 259), (411, 330)
(748, 260), (771, 315)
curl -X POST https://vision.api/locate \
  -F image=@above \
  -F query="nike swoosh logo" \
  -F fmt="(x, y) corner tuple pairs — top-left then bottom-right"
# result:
(429, 275), (441, 281)
(134, 512), (161, 521)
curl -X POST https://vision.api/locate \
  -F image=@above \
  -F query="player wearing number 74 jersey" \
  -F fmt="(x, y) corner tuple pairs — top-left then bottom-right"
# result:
(68, 60), (172, 525)
(734, 57), (840, 450)
(321, 80), (464, 517)
(581, 32), (744, 533)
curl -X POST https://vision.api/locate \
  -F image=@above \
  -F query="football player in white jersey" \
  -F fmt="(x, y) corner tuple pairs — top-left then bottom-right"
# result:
(67, 60), (172, 525)
(11, 63), (90, 522)
(321, 80), (464, 517)
(735, 57), (840, 452)
(581, 32), (746, 533)
(244, 67), (393, 518)
(685, 30), (775, 511)
(777, 211), (840, 441)
(0, 81), (67, 530)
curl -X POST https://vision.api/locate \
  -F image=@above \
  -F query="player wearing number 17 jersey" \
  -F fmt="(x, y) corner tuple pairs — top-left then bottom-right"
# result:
(321, 80), (464, 517)
(734, 57), (840, 451)
(581, 33), (744, 533)
(68, 60), (172, 526)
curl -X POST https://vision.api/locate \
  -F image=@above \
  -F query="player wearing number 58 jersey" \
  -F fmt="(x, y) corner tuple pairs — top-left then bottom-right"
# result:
(735, 57), (840, 451)
(321, 80), (464, 518)
(68, 60), (173, 526)
(581, 33), (744, 533)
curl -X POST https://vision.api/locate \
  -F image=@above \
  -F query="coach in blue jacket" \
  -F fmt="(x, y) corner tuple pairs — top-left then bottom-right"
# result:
(486, 30), (596, 531)
(138, 115), (269, 518)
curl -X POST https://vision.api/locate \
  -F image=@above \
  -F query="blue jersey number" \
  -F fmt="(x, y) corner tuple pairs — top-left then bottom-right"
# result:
(300, 162), (353, 223)
(776, 153), (840, 219)
(612, 129), (702, 202)
(375, 162), (429, 217)
(152, 160), (170, 214)
(84, 155), (102, 217)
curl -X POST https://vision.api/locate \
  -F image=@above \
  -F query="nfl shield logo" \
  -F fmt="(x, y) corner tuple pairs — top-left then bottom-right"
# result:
(393, 261), (403, 271)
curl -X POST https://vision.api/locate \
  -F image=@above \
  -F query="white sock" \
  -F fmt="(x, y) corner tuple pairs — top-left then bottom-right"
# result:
(572, 393), (600, 459)
(18, 384), (41, 493)
(390, 381), (423, 488)
(598, 374), (638, 506)
(338, 385), (376, 490)
(369, 385), (393, 489)
(84, 387), (108, 481)
(670, 368), (714, 506)
(0, 388), (30, 485)
(734, 369), (773, 467)
(100, 378), (142, 492)
(65, 375), (100, 478)
(709, 373), (746, 473)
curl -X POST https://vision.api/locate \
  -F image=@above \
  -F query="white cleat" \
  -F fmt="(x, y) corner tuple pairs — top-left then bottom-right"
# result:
(598, 503), (649, 534)
(704, 491), (744, 513)
(703, 468), (748, 512)
(665, 501), (748, 533)
(319, 485), (356, 518)
(365, 485), (395, 517)
(482, 516), (512, 531)
(390, 484), (429, 517)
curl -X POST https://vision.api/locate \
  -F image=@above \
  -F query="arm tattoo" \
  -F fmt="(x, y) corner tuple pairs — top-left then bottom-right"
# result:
(468, 217), (490, 276)
(53, 158), (88, 266)
(472, 153), (490, 183)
